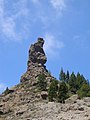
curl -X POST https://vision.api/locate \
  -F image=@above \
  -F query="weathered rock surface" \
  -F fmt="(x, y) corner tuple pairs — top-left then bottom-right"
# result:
(0, 91), (90, 120)
(28, 38), (47, 65)
(0, 38), (90, 120)
(20, 38), (50, 83)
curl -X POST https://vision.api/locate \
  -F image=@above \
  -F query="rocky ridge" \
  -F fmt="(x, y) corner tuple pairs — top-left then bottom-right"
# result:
(0, 38), (90, 120)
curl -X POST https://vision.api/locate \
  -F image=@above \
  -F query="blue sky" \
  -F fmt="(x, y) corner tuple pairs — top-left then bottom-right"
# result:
(0, 0), (90, 93)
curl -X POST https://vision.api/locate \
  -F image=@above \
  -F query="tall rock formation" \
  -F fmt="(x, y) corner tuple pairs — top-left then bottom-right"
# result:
(20, 38), (50, 83)
(0, 38), (90, 120)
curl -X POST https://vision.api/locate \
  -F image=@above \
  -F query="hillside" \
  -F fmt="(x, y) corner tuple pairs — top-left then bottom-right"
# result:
(0, 38), (90, 120)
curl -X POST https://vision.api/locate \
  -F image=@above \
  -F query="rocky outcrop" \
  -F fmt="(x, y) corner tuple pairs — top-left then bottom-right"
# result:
(20, 38), (50, 83)
(28, 38), (47, 65)
(0, 38), (90, 120)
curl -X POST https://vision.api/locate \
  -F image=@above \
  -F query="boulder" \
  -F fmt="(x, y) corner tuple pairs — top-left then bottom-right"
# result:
(41, 91), (48, 100)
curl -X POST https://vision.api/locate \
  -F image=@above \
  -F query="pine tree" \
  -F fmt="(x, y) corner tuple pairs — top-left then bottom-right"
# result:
(77, 83), (90, 98)
(58, 82), (68, 103)
(66, 70), (69, 83)
(68, 72), (77, 94)
(59, 68), (66, 82)
(76, 72), (84, 90)
(48, 79), (58, 102)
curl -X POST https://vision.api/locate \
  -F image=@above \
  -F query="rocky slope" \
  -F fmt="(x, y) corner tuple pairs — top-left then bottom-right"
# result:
(0, 38), (90, 120)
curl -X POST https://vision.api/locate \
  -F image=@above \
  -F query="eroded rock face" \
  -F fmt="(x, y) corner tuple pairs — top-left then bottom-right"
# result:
(1, 38), (90, 120)
(20, 38), (48, 83)
(29, 38), (47, 65)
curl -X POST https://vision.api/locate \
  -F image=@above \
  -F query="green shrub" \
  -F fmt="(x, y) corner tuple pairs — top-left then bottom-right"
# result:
(77, 83), (90, 98)
(38, 74), (47, 91)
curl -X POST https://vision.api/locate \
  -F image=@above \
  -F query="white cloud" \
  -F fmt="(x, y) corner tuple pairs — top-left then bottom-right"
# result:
(2, 18), (16, 39)
(0, 0), (29, 42)
(50, 0), (66, 11)
(32, 0), (40, 4)
(31, 0), (67, 27)
(0, 83), (6, 94)
(0, 0), (67, 42)
(44, 33), (64, 57)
